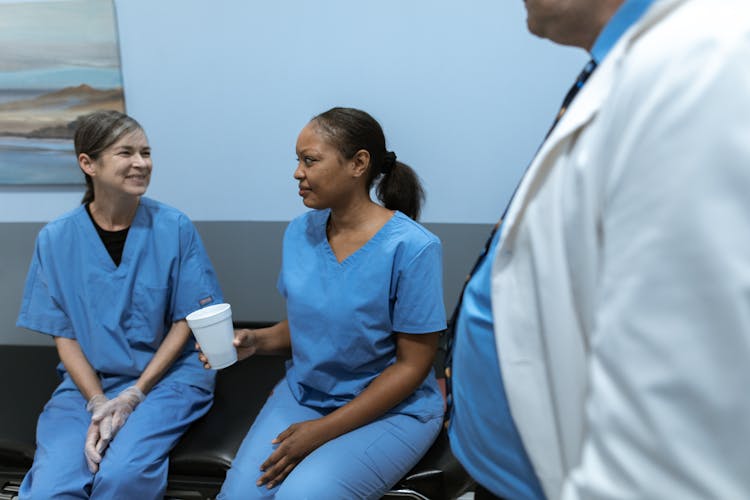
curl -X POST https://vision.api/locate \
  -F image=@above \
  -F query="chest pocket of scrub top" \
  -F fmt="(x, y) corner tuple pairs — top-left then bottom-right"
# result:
(131, 283), (171, 346)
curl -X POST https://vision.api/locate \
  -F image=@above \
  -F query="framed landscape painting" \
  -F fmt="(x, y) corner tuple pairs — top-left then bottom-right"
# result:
(0, 0), (125, 185)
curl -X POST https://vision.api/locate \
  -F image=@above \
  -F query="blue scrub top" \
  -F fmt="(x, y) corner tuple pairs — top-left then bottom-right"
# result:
(278, 209), (446, 422)
(17, 197), (223, 392)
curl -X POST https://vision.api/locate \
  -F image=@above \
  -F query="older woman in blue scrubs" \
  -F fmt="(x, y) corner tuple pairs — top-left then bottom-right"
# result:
(16, 110), (223, 499)
(200, 107), (446, 499)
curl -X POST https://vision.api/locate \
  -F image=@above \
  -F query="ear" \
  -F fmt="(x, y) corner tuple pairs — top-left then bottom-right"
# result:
(349, 149), (371, 178)
(78, 153), (96, 177)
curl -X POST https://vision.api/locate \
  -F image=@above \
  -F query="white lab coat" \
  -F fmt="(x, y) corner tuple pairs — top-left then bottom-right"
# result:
(491, 0), (750, 498)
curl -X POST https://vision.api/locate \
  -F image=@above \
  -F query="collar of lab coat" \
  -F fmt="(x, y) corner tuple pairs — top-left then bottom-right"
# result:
(498, 0), (684, 251)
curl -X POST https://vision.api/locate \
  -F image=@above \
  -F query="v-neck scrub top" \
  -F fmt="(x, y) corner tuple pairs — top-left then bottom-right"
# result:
(17, 197), (223, 392)
(278, 209), (447, 422)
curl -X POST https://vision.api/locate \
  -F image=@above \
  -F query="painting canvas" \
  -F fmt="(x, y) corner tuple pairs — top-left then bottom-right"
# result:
(0, 0), (125, 185)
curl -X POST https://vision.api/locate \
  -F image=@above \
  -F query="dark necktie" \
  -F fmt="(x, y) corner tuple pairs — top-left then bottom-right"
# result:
(442, 59), (598, 427)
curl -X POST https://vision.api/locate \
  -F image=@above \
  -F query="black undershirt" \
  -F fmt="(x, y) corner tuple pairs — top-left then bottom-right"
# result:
(85, 204), (130, 266)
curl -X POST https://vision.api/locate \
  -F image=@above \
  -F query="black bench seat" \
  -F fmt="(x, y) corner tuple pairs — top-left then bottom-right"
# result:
(0, 326), (472, 500)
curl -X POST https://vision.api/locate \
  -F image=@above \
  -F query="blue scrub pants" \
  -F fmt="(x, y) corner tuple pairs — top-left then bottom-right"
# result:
(218, 379), (442, 500)
(19, 377), (212, 500)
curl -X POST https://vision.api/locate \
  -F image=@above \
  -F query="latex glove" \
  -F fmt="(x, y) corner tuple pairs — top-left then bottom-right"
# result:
(91, 386), (146, 439)
(84, 394), (108, 473)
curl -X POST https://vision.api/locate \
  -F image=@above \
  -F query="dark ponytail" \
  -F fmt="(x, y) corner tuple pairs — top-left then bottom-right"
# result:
(311, 107), (425, 220)
(73, 110), (144, 204)
(376, 159), (424, 221)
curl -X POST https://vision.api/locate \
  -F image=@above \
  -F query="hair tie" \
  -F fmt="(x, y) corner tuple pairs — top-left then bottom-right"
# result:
(382, 151), (397, 175)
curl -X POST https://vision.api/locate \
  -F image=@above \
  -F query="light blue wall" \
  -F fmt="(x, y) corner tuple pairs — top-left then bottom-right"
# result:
(1, 1), (587, 345)
(0, 0), (586, 223)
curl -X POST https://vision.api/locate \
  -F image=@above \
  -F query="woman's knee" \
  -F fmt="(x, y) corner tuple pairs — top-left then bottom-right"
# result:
(20, 472), (88, 500)
(219, 467), (275, 500)
(275, 473), (372, 500)
(273, 455), (386, 500)
(21, 458), (93, 500)
(93, 457), (166, 499)
(275, 473), (338, 500)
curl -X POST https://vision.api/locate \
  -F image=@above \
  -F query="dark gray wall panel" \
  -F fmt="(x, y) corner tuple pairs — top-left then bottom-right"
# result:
(2, 220), (492, 345)
(2, 223), (47, 345)
(194, 221), (287, 324)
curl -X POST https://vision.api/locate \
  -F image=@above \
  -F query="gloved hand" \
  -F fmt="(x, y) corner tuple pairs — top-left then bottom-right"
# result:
(84, 386), (146, 473)
(84, 394), (108, 473)
(91, 386), (146, 439)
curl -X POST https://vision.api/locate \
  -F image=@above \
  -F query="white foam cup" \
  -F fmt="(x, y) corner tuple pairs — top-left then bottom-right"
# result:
(186, 303), (237, 369)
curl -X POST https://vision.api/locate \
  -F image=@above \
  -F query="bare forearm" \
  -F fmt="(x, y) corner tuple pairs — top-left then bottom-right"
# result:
(55, 336), (103, 401)
(325, 363), (430, 440)
(318, 332), (439, 442)
(136, 320), (191, 394)
(247, 319), (292, 356)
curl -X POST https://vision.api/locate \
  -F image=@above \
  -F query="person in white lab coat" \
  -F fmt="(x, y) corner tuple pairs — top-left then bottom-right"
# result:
(458, 0), (750, 498)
